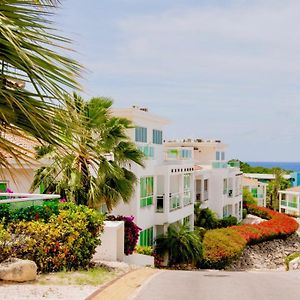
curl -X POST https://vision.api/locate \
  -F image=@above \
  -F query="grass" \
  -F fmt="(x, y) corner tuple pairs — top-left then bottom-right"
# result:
(36, 266), (120, 286)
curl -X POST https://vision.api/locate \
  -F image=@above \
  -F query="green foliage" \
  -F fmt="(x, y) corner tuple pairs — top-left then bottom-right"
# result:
(0, 203), (104, 273)
(285, 252), (300, 271)
(31, 94), (144, 211)
(155, 224), (203, 266)
(194, 206), (219, 229)
(194, 205), (238, 229)
(242, 208), (248, 219)
(231, 160), (292, 174)
(201, 228), (247, 269)
(242, 188), (257, 206)
(0, 0), (82, 169)
(135, 245), (153, 256)
(0, 201), (60, 225)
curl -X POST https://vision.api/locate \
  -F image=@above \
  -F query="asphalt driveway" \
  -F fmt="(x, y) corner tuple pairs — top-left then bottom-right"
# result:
(133, 269), (300, 300)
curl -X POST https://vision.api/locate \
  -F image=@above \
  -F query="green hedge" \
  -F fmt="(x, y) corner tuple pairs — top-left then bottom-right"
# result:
(0, 203), (104, 273)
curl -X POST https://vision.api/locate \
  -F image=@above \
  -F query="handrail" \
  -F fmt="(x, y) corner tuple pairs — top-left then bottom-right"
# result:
(0, 193), (60, 204)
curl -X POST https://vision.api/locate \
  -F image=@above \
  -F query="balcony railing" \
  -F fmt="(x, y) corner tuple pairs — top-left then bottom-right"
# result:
(169, 192), (181, 212)
(0, 193), (60, 209)
(203, 191), (208, 201)
(183, 191), (192, 206)
(212, 161), (227, 169)
(280, 200), (298, 209)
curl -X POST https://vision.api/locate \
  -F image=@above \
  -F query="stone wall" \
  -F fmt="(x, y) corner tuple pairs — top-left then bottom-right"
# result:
(226, 233), (300, 271)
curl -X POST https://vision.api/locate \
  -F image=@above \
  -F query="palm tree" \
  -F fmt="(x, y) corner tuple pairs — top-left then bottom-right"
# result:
(155, 224), (202, 266)
(31, 93), (144, 210)
(0, 0), (82, 169)
(268, 168), (290, 210)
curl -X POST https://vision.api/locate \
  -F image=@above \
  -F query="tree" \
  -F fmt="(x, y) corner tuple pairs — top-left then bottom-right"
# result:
(267, 168), (290, 210)
(0, 0), (82, 169)
(31, 93), (144, 210)
(242, 188), (257, 206)
(155, 224), (202, 266)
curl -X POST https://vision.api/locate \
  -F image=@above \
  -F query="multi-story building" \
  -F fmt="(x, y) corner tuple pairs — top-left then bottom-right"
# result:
(279, 186), (300, 216)
(111, 107), (195, 246)
(165, 139), (243, 221)
(242, 176), (267, 207)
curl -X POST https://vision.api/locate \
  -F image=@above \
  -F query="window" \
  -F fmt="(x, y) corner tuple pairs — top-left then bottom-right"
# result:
(223, 178), (227, 195)
(221, 152), (225, 160)
(153, 129), (163, 144)
(216, 151), (220, 160)
(139, 146), (154, 159)
(181, 149), (192, 159)
(140, 177), (154, 207)
(183, 216), (190, 227)
(183, 174), (192, 206)
(135, 127), (147, 143)
(139, 227), (154, 246)
(204, 179), (208, 191)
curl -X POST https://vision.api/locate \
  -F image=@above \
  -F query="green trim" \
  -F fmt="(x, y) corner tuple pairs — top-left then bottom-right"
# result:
(139, 227), (154, 246)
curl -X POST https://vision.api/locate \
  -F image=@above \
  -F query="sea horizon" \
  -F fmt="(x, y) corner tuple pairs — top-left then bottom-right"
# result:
(246, 161), (300, 172)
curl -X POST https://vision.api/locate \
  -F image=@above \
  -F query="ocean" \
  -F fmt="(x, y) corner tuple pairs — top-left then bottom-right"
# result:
(247, 162), (300, 172)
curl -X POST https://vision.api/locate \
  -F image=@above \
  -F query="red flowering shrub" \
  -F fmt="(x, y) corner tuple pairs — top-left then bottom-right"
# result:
(202, 205), (299, 269)
(106, 215), (141, 255)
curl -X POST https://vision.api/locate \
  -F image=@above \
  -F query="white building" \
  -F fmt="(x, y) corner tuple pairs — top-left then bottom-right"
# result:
(111, 107), (195, 247)
(279, 186), (300, 216)
(242, 176), (267, 207)
(165, 139), (243, 221)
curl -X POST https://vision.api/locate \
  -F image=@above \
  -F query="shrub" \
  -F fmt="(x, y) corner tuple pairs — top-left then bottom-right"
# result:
(219, 216), (238, 228)
(1, 203), (104, 273)
(242, 188), (257, 206)
(0, 200), (59, 225)
(135, 245), (153, 256)
(242, 208), (247, 219)
(202, 205), (299, 269)
(155, 224), (203, 266)
(194, 207), (219, 229)
(201, 228), (246, 269)
(106, 215), (140, 255)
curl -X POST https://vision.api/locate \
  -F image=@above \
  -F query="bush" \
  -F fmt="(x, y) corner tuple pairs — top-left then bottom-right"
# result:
(242, 188), (257, 206)
(0, 200), (59, 225)
(202, 204), (299, 269)
(242, 208), (247, 219)
(106, 215), (140, 255)
(201, 228), (246, 269)
(219, 216), (238, 228)
(195, 206), (238, 229)
(135, 245), (153, 256)
(155, 224), (203, 266)
(0, 203), (104, 273)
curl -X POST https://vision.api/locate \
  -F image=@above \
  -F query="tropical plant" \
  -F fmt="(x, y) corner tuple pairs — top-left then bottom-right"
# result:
(155, 224), (202, 266)
(106, 215), (141, 255)
(267, 169), (290, 210)
(0, 0), (82, 169)
(242, 188), (257, 206)
(31, 94), (144, 210)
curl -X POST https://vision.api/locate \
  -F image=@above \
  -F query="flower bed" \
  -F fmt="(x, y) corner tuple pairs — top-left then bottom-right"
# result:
(202, 205), (299, 269)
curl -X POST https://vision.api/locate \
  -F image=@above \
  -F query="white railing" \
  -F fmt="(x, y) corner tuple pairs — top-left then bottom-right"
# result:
(169, 192), (181, 212)
(0, 193), (60, 204)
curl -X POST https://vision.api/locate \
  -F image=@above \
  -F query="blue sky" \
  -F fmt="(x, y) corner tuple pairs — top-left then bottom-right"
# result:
(54, 0), (300, 161)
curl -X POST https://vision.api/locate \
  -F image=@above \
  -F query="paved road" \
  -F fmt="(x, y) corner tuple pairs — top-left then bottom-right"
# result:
(133, 270), (300, 300)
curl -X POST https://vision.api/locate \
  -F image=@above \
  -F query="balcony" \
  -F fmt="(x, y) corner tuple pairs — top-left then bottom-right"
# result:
(165, 147), (193, 161)
(212, 161), (228, 169)
(281, 200), (297, 209)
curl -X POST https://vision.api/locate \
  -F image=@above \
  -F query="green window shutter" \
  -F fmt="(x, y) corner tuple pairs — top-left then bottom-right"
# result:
(0, 182), (7, 192)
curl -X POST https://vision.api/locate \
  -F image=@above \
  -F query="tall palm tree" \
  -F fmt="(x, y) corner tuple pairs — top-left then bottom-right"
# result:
(0, 0), (82, 169)
(31, 93), (144, 210)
